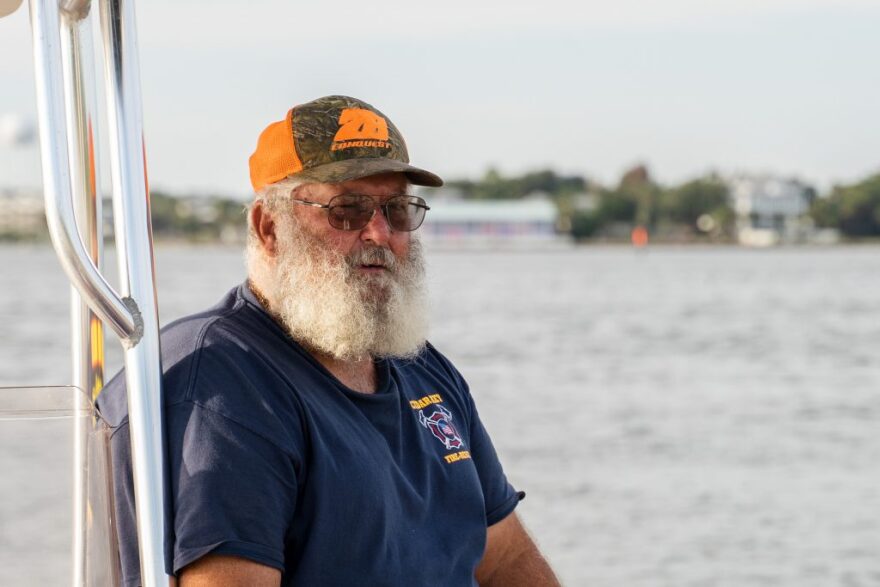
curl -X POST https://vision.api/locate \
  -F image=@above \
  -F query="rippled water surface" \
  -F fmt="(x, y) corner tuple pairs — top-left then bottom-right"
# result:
(1, 244), (879, 586)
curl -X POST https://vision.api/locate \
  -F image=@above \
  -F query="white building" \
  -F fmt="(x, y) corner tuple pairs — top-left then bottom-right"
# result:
(420, 194), (570, 250)
(728, 176), (814, 246)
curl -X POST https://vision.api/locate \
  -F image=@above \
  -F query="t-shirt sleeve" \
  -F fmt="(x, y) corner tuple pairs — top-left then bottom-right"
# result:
(164, 402), (298, 575)
(106, 401), (299, 586)
(426, 346), (525, 526)
(464, 391), (526, 526)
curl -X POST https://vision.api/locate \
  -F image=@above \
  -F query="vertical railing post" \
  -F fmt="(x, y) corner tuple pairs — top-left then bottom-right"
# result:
(97, 0), (167, 585)
(58, 3), (106, 585)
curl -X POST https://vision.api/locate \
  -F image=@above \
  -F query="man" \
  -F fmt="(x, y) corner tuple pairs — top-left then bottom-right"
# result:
(99, 95), (559, 586)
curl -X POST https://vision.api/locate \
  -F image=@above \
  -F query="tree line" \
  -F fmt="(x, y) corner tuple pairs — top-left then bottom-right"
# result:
(446, 166), (880, 241)
(810, 174), (880, 237)
(4, 167), (879, 243)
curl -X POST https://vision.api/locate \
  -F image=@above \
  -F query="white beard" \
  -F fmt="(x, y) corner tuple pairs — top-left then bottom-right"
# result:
(254, 214), (430, 361)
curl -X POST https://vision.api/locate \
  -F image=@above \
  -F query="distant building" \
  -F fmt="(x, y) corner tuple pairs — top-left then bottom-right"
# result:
(420, 193), (570, 250)
(728, 176), (816, 246)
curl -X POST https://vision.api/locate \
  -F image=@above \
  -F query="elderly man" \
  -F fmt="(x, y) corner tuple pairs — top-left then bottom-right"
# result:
(98, 95), (559, 586)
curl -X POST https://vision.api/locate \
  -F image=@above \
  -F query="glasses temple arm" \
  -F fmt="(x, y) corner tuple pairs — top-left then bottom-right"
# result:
(290, 199), (330, 209)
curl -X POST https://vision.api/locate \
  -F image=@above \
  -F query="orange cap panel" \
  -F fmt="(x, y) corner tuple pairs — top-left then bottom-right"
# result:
(248, 109), (303, 192)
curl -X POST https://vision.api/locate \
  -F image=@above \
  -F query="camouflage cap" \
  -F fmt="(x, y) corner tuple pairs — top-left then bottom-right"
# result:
(248, 95), (443, 192)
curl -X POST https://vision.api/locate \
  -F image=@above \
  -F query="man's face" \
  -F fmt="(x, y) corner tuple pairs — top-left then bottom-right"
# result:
(256, 172), (429, 361)
(290, 172), (412, 269)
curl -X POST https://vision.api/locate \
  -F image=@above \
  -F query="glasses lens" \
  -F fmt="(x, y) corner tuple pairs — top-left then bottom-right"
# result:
(385, 196), (428, 232)
(328, 195), (375, 231)
(326, 194), (428, 231)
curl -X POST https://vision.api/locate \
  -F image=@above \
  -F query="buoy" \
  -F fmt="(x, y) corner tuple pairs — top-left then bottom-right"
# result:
(631, 225), (649, 248)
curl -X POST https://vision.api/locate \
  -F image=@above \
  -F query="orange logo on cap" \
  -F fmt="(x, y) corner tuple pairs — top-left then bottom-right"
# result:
(331, 108), (392, 151)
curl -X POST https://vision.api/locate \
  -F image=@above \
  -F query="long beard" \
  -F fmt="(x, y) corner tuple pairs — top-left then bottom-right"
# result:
(262, 215), (429, 361)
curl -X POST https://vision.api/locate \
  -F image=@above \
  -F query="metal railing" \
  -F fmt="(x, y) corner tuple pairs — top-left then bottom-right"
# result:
(12, 0), (168, 585)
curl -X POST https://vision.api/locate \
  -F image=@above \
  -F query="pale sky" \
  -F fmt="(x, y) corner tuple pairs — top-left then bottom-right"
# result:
(1, 0), (878, 197)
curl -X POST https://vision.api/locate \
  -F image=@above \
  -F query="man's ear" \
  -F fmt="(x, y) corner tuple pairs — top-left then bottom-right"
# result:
(251, 200), (278, 257)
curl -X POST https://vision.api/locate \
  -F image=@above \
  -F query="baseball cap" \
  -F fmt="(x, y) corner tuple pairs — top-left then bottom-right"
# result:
(248, 95), (443, 192)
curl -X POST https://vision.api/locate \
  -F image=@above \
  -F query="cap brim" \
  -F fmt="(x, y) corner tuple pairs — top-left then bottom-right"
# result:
(291, 158), (443, 187)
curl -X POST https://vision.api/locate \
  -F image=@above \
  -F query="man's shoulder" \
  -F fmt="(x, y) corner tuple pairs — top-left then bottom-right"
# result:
(406, 342), (466, 383)
(98, 284), (275, 426)
(394, 342), (473, 403)
(158, 283), (280, 372)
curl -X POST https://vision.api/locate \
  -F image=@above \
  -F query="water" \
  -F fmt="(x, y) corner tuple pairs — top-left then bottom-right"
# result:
(2, 244), (879, 586)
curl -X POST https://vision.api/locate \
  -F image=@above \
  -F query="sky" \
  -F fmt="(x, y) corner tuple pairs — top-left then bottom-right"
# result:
(1, 0), (879, 197)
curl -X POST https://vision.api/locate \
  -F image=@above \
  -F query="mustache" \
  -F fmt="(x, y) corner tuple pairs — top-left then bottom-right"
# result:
(346, 246), (398, 271)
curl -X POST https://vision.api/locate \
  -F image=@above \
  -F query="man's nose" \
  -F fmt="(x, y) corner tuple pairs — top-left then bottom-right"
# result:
(359, 206), (392, 245)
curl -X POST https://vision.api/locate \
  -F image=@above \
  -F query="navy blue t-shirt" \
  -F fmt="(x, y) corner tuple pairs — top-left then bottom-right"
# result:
(97, 283), (523, 586)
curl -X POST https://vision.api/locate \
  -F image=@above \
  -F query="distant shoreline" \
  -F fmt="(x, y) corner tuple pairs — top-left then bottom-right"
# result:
(3, 239), (880, 251)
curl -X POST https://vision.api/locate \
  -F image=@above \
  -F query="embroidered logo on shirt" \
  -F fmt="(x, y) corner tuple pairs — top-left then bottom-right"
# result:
(409, 393), (443, 410)
(418, 404), (465, 451)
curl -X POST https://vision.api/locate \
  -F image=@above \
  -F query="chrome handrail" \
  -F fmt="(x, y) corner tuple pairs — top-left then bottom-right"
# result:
(27, 0), (167, 585)
(58, 4), (106, 586)
(98, 0), (167, 584)
(29, 0), (137, 342)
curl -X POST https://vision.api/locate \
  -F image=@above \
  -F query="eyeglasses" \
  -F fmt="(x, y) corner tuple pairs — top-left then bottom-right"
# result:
(289, 193), (430, 232)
